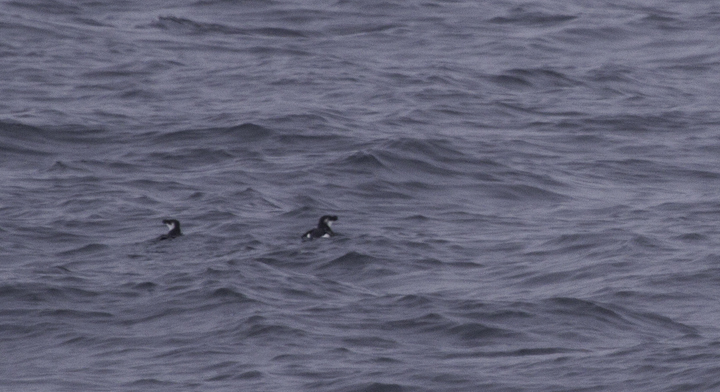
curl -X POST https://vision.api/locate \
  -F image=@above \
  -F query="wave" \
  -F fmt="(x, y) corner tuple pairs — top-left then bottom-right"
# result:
(6, 0), (81, 16)
(0, 282), (99, 302)
(489, 5), (577, 26)
(347, 382), (406, 392)
(315, 251), (397, 280)
(490, 68), (582, 89)
(543, 297), (700, 338)
(56, 243), (110, 257)
(333, 137), (490, 178)
(146, 123), (275, 144)
(0, 121), (115, 165)
(148, 15), (308, 38)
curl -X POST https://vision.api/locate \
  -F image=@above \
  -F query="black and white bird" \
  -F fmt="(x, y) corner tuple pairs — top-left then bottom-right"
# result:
(302, 215), (338, 240)
(159, 219), (182, 240)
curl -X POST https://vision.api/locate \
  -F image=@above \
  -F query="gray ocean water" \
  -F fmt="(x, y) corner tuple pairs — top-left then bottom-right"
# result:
(2, 0), (720, 391)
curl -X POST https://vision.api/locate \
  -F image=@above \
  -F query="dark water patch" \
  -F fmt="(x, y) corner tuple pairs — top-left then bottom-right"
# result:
(272, 352), (309, 362)
(251, 27), (308, 38)
(400, 214), (431, 223)
(545, 297), (699, 339)
(443, 346), (588, 360)
(674, 233), (707, 242)
(148, 15), (247, 35)
(548, 297), (628, 321)
(586, 112), (696, 134)
(382, 312), (449, 334)
(559, 25), (630, 43)
(635, 13), (686, 31)
(236, 45), (311, 57)
(509, 68), (580, 88)
(349, 180), (414, 201)
(148, 15), (308, 38)
(6, 0), (82, 15)
(0, 141), (52, 160)
(627, 234), (665, 251)
(56, 243), (109, 257)
(328, 23), (405, 37)
(424, 372), (470, 385)
(145, 123), (274, 147)
(491, 68), (581, 90)
(653, 201), (720, 216)
(128, 281), (158, 292)
(81, 60), (184, 79)
(0, 122), (111, 146)
(49, 265), (72, 274)
(485, 183), (568, 203)
(414, 257), (445, 268)
(245, 323), (308, 339)
(519, 269), (576, 287)
(71, 16), (109, 28)
(117, 88), (161, 100)
(585, 158), (683, 185)
(207, 370), (264, 381)
(338, 151), (387, 173)
(0, 283), (99, 302)
(0, 322), (46, 337)
(315, 251), (396, 280)
(125, 378), (175, 387)
(144, 146), (235, 168)
(279, 286), (327, 301)
(15, 225), (90, 245)
(672, 167), (720, 180)
(45, 160), (91, 173)
(1, 19), (75, 47)
(393, 294), (433, 307)
(448, 322), (519, 342)
(39, 309), (113, 319)
(223, 123), (276, 141)
(268, 113), (331, 127)
(375, 153), (461, 178)
(628, 311), (700, 337)
(532, 232), (617, 256)
(450, 300), (535, 323)
(489, 6), (577, 26)
(118, 178), (191, 193)
(59, 334), (105, 348)
(193, 0), (278, 5)
(446, 261), (484, 269)
(348, 382), (406, 392)
(343, 335), (399, 349)
(0, 122), (66, 164)
(490, 74), (533, 89)
(203, 267), (230, 277)
(273, 133), (357, 157)
(586, 63), (638, 84)
(233, 187), (282, 211)
(380, 137), (471, 165)
(211, 287), (250, 302)
(334, 139), (497, 194)
(648, 262), (720, 288)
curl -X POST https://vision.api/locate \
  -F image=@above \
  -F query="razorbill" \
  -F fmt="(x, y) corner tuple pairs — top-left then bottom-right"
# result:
(160, 219), (182, 240)
(302, 215), (338, 240)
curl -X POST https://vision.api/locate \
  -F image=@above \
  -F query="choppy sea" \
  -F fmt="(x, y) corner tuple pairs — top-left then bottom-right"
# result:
(2, 0), (720, 391)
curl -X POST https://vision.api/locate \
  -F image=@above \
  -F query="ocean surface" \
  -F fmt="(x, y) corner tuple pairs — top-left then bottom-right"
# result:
(2, 0), (720, 391)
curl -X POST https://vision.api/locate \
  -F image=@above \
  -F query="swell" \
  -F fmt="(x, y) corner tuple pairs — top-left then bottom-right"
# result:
(147, 15), (309, 38)
(489, 5), (577, 26)
(331, 136), (569, 205)
(0, 121), (117, 156)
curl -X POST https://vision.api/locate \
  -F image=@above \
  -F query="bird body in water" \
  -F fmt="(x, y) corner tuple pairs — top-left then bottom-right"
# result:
(302, 215), (338, 240)
(160, 219), (182, 240)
